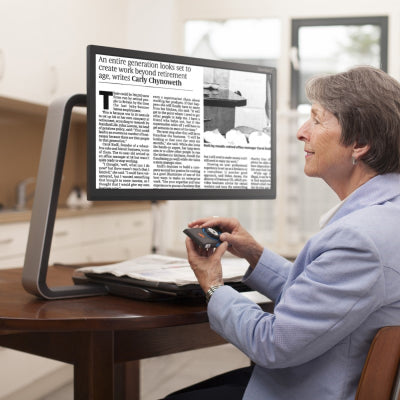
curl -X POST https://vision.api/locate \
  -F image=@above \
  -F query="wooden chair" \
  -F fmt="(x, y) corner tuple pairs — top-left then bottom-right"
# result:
(356, 326), (400, 400)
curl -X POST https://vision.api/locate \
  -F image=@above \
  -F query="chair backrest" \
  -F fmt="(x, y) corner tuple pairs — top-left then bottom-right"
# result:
(356, 326), (400, 400)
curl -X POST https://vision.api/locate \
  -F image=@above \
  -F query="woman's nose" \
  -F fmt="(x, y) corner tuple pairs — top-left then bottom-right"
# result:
(296, 120), (311, 142)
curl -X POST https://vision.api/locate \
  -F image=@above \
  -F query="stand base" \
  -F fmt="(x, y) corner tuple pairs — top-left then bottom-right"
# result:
(22, 94), (108, 299)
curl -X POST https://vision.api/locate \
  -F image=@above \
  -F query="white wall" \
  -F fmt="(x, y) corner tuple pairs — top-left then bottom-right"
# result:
(126, 0), (180, 54)
(0, 0), (132, 102)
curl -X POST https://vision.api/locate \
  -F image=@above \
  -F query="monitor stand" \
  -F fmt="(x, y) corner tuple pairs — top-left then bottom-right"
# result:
(22, 94), (108, 299)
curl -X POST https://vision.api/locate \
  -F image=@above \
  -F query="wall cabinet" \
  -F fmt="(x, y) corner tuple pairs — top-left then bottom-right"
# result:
(0, 208), (152, 269)
(0, 221), (30, 269)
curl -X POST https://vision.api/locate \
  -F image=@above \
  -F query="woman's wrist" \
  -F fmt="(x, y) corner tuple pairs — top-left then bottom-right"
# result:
(203, 278), (224, 294)
(246, 243), (264, 269)
(205, 284), (224, 303)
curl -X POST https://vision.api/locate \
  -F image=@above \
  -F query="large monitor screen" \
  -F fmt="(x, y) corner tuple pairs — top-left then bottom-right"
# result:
(87, 45), (276, 200)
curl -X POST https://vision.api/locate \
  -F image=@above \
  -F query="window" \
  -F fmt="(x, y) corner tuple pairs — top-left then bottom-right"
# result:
(287, 16), (389, 243)
(291, 16), (388, 109)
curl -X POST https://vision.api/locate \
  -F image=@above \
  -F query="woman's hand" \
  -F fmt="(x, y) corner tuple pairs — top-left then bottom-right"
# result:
(188, 217), (264, 269)
(185, 237), (228, 293)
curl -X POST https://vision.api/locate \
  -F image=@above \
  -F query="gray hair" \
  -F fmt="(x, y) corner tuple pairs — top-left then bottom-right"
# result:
(305, 66), (400, 174)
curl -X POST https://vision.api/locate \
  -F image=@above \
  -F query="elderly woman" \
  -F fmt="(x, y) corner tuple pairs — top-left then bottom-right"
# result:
(166, 66), (400, 400)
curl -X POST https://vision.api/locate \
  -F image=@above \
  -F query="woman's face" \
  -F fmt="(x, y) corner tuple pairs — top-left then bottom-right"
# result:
(297, 103), (353, 187)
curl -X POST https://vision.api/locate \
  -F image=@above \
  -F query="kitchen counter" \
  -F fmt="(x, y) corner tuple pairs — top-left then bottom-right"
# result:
(0, 202), (151, 225)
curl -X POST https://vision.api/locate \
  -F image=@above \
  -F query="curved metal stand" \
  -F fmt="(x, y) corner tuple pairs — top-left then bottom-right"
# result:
(22, 94), (107, 299)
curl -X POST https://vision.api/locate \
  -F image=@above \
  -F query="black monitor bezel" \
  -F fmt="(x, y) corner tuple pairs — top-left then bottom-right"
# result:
(87, 44), (277, 201)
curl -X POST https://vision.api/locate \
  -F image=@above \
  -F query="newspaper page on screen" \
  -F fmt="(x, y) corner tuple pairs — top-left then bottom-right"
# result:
(95, 53), (271, 191)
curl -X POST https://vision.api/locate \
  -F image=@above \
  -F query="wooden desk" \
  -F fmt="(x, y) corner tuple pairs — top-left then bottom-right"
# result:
(0, 266), (273, 399)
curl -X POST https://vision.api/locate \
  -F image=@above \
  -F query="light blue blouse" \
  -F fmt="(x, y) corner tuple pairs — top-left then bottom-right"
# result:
(208, 173), (400, 400)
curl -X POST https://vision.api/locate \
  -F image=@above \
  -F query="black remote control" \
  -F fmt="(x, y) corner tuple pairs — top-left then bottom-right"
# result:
(183, 227), (222, 249)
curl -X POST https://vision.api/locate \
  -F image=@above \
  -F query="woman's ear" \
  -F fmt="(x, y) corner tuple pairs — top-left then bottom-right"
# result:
(352, 142), (370, 162)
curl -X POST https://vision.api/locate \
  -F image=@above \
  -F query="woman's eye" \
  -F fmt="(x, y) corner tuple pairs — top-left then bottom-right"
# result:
(312, 119), (320, 125)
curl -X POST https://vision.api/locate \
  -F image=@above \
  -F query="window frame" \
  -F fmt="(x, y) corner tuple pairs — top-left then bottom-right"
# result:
(290, 16), (388, 109)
